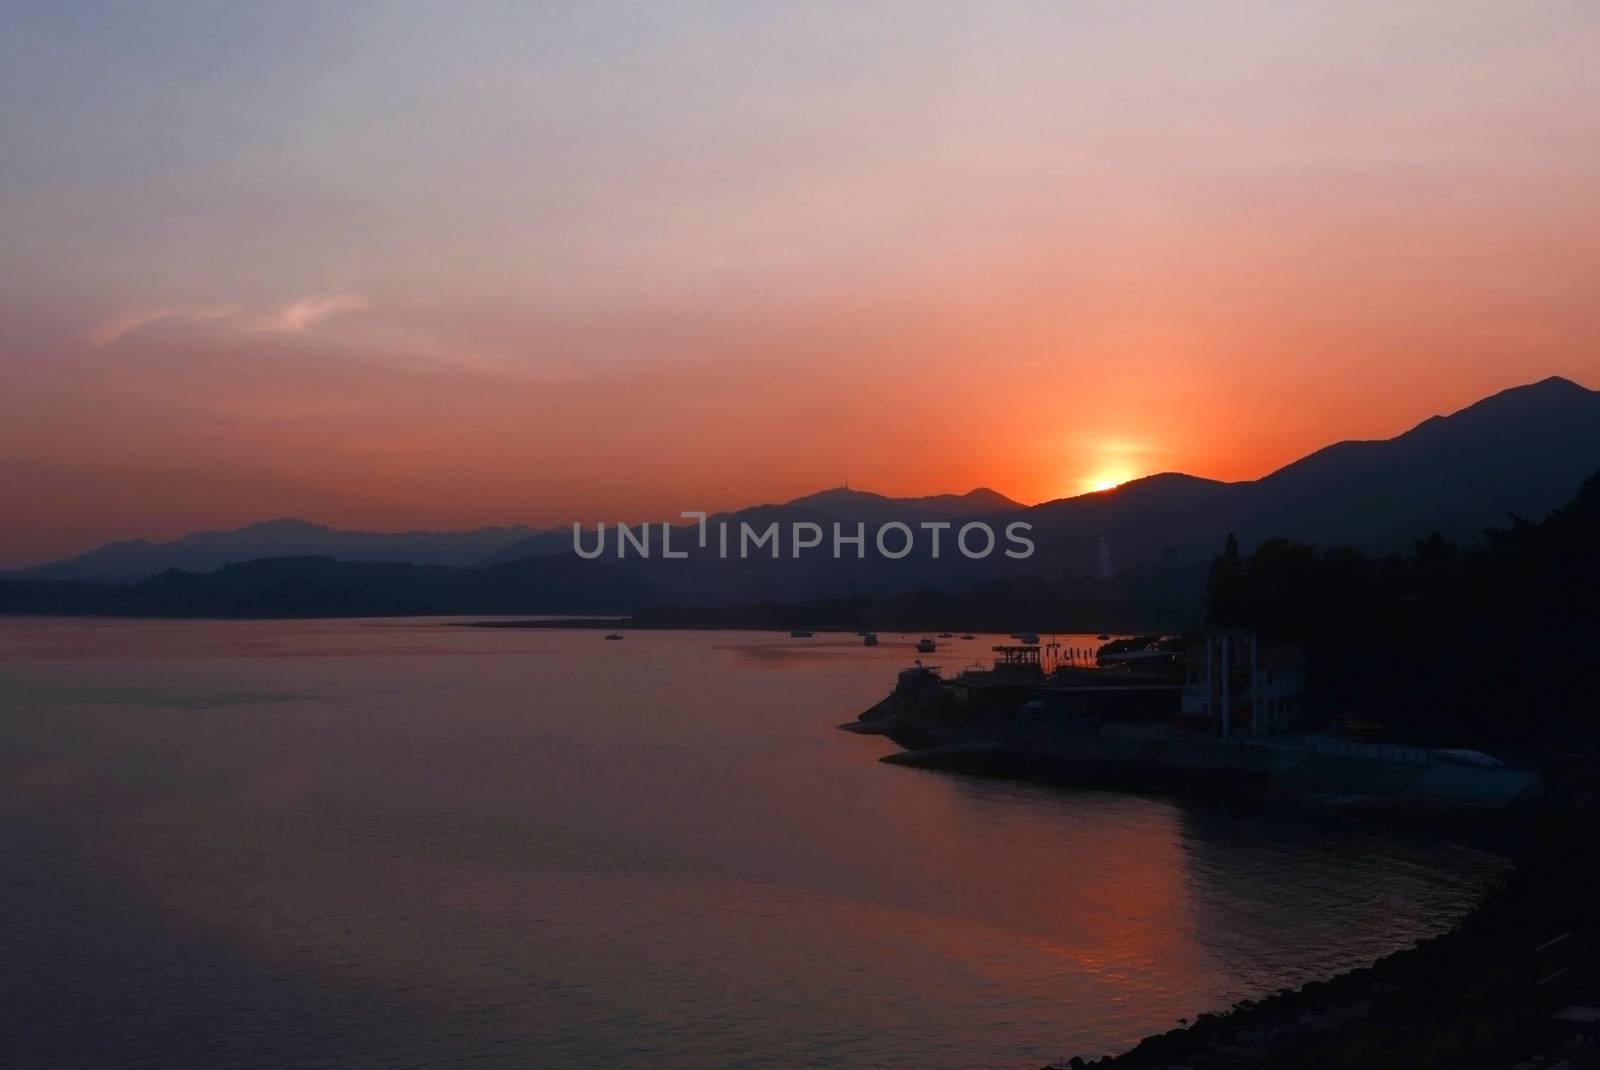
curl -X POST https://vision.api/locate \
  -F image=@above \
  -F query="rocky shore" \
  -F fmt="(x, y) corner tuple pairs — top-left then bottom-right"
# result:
(1049, 802), (1600, 1070)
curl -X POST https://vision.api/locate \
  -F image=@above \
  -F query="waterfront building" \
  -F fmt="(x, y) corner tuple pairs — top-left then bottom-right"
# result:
(1182, 629), (1306, 738)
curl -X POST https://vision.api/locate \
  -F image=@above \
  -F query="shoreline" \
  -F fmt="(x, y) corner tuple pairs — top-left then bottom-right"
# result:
(916, 754), (1591, 1068)
(1044, 801), (1598, 1069)
(844, 693), (1598, 1068)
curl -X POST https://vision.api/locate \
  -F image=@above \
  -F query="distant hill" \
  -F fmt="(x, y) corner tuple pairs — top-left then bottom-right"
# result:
(471, 375), (1600, 605)
(1022, 375), (1600, 575)
(784, 485), (1020, 524)
(477, 486), (1022, 567)
(7, 376), (1597, 620)
(1242, 375), (1600, 548)
(10, 487), (1024, 587)
(0, 554), (655, 619)
(17, 519), (542, 583)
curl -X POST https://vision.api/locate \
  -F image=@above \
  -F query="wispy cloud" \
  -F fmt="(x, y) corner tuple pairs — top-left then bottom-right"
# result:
(248, 294), (371, 334)
(89, 294), (372, 347)
(89, 304), (237, 347)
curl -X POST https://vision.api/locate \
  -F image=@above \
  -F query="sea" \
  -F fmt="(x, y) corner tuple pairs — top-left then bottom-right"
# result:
(0, 617), (1504, 1069)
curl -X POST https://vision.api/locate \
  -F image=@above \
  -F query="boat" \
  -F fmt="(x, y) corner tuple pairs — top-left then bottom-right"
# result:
(1097, 633), (1110, 641)
(789, 629), (815, 638)
(862, 633), (879, 646)
(959, 634), (976, 640)
(943, 644), (1049, 715)
(938, 632), (955, 639)
(604, 632), (624, 640)
(916, 637), (937, 653)
(1018, 632), (1039, 645)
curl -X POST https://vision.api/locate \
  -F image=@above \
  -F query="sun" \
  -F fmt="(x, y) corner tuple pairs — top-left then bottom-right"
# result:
(1085, 469), (1134, 493)
(1076, 450), (1142, 495)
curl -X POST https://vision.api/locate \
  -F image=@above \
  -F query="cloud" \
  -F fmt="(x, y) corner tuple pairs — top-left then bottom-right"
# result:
(248, 294), (371, 334)
(89, 304), (237, 347)
(88, 294), (372, 347)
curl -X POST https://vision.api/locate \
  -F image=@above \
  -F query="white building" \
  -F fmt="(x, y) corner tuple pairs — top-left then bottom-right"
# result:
(1182, 629), (1306, 737)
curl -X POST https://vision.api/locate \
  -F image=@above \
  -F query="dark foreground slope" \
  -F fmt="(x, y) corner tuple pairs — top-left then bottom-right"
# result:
(1054, 470), (1600, 1069)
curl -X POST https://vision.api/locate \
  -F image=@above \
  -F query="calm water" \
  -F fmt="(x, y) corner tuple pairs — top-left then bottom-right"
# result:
(0, 618), (1501, 1069)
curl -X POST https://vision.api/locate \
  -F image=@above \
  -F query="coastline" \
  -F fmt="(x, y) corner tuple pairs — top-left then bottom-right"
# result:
(1046, 801), (1598, 1069)
(844, 689), (1599, 1068)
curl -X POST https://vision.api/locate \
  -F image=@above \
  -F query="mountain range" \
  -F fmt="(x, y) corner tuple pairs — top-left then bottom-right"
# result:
(1019, 374), (1600, 577)
(474, 486), (1023, 568)
(4, 376), (1597, 618)
(12, 519), (544, 584)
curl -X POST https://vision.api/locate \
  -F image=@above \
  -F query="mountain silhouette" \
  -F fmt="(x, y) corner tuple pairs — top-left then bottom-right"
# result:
(476, 486), (1023, 568)
(6, 376), (1597, 617)
(1242, 375), (1600, 548)
(785, 485), (1019, 523)
(1013, 375), (1600, 576)
(470, 375), (1599, 604)
(16, 519), (542, 583)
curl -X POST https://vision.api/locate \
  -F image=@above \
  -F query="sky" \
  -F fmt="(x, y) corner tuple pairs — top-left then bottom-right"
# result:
(3, 1), (1599, 567)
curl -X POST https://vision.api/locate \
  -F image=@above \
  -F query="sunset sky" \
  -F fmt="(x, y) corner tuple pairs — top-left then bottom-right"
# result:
(3, 2), (1599, 567)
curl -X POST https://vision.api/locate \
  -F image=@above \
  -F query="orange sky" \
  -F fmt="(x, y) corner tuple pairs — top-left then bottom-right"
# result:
(3, 3), (1599, 567)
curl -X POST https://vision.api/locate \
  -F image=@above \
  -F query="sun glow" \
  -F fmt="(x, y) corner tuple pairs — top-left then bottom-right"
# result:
(1085, 468), (1137, 494)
